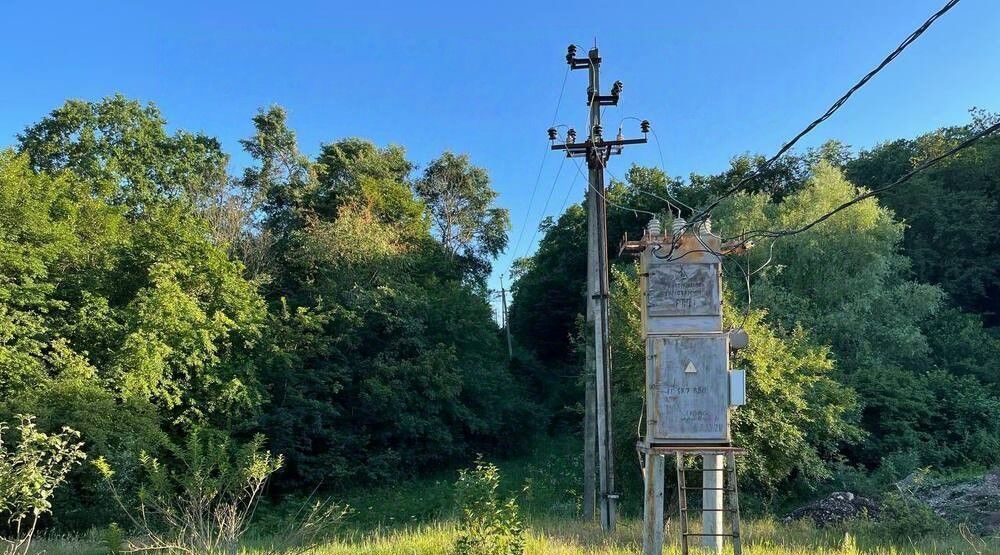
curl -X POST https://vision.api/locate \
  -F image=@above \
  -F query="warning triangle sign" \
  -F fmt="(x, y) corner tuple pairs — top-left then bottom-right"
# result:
(684, 361), (698, 373)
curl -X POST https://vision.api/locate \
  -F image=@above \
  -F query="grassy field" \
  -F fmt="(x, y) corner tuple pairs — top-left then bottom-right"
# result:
(29, 437), (999, 554)
(32, 516), (998, 554)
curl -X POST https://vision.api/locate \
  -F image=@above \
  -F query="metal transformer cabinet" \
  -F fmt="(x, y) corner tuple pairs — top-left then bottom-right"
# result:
(636, 221), (746, 555)
(641, 227), (731, 446)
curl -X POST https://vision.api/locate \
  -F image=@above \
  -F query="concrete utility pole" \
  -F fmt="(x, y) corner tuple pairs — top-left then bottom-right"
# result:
(550, 44), (649, 533)
(586, 47), (617, 534)
(499, 276), (513, 360)
(703, 453), (725, 551)
(584, 232), (596, 522)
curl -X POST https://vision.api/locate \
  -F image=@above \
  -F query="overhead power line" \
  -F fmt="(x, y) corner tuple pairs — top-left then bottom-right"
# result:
(556, 161), (583, 215)
(515, 156), (568, 261)
(509, 67), (571, 263)
(524, 159), (583, 256)
(649, 120), (1000, 267)
(569, 157), (658, 217)
(688, 0), (962, 226)
(647, 121), (998, 327)
(728, 120), (1000, 246)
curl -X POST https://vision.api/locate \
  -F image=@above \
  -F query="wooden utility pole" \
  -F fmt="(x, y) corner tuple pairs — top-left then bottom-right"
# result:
(550, 44), (649, 533)
(499, 276), (513, 360)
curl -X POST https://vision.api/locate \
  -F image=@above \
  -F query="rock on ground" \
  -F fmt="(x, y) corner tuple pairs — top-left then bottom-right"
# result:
(784, 491), (879, 526)
(902, 469), (1000, 535)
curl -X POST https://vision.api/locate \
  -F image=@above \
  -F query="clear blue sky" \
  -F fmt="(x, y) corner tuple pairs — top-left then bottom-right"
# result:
(2, 1), (998, 317)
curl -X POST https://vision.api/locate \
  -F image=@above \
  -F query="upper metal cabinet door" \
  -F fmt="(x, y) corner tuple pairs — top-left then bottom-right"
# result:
(646, 262), (720, 316)
(644, 260), (722, 334)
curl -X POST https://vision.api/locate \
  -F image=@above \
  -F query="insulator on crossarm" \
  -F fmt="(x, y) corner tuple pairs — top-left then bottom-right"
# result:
(548, 127), (558, 141)
(647, 217), (662, 238)
(567, 129), (577, 144)
(699, 218), (713, 235)
(566, 45), (577, 64)
(641, 120), (651, 134)
(672, 217), (687, 236)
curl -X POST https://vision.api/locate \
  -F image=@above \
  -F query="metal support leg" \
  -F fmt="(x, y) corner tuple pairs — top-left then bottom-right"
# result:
(726, 451), (742, 555)
(676, 453), (689, 555)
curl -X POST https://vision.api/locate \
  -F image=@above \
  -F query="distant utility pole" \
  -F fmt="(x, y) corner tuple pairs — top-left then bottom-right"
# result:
(549, 44), (649, 533)
(500, 276), (513, 360)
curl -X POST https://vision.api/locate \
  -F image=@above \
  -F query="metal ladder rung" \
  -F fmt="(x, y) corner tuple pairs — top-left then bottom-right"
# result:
(673, 450), (743, 555)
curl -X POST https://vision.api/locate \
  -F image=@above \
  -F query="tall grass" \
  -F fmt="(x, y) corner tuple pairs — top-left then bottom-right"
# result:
(31, 516), (997, 555)
(28, 436), (998, 554)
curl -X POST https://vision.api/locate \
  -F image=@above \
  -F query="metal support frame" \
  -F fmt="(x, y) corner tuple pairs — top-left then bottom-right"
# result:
(638, 444), (744, 555)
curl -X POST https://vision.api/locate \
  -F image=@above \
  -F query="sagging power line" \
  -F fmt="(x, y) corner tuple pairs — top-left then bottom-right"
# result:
(508, 67), (571, 267)
(727, 120), (1000, 247)
(686, 0), (962, 228)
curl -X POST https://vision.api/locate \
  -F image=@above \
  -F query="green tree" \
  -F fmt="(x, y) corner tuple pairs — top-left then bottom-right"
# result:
(846, 123), (1000, 324)
(315, 138), (419, 226)
(415, 152), (510, 281)
(0, 146), (266, 527)
(713, 161), (1000, 467)
(17, 94), (228, 210)
(509, 206), (587, 366)
(238, 106), (316, 236)
(242, 115), (540, 488)
(512, 153), (1000, 481)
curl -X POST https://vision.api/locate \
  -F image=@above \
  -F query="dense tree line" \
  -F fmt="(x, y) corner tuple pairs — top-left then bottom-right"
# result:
(845, 109), (1000, 326)
(509, 116), (1000, 494)
(3, 93), (997, 529)
(0, 96), (540, 528)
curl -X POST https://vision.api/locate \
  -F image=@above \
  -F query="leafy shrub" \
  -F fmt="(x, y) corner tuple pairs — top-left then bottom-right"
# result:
(879, 490), (948, 539)
(829, 451), (923, 499)
(454, 457), (525, 555)
(13, 376), (167, 531)
(0, 415), (86, 555)
(96, 428), (345, 555)
(101, 522), (124, 554)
